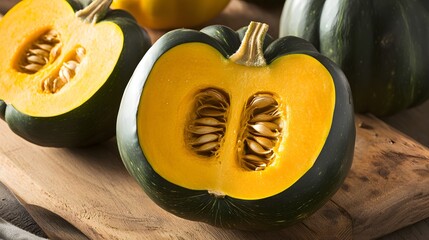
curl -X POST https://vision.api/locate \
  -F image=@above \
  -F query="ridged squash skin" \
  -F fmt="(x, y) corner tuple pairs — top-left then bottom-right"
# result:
(0, 0), (151, 147)
(280, 0), (429, 116)
(116, 24), (355, 230)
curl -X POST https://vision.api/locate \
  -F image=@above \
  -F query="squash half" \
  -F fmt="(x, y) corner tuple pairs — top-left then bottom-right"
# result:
(0, 0), (151, 147)
(117, 22), (355, 230)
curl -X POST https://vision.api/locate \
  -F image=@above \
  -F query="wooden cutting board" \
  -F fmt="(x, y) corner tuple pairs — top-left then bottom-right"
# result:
(1, 114), (429, 240)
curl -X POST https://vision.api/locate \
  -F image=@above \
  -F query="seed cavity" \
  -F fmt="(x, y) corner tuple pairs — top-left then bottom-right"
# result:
(184, 90), (284, 170)
(186, 88), (229, 157)
(240, 93), (283, 171)
(19, 30), (62, 74)
(41, 46), (86, 94)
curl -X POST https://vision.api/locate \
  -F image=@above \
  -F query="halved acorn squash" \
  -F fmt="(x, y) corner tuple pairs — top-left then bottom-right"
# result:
(0, 0), (151, 147)
(116, 22), (355, 230)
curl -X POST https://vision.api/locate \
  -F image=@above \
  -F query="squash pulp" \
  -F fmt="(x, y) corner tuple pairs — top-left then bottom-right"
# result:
(138, 42), (335, 199)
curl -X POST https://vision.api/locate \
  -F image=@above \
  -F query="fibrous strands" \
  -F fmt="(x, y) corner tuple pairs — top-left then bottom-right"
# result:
(41, 47), (86, 94)
(186, 88), (229, 157)
(19, 30), (61, 74)
(240, 93), (283, 171)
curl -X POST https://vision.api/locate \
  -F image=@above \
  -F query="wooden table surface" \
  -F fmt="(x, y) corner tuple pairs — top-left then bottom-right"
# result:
(1, 1), (429, 239)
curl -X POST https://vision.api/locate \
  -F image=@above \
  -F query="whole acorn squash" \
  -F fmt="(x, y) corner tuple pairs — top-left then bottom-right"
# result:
(280, 0), (429, 116)
(0, 0), (151, 147)
(111, 0), (231, 30)
(116, 22), (355, 230)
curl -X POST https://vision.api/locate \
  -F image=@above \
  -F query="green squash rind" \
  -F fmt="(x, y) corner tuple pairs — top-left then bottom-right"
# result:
(280, 0), (429, 116)
(116, 25), (355, 230)
(0, 1), (151, 147)
(0, 100), (6, 121)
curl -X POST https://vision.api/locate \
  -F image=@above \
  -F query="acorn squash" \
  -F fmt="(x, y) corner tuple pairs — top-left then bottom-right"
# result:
(111, 0), (231, 30)
(0, 0), (151, 147)
(116, 22), (355, 230)
(280, 0), (429, 116)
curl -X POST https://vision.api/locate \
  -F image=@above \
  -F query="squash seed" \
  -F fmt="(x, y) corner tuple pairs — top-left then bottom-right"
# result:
(75, 47), (86, 62)
(196, 105), (227, 117)
(254, 121), (280, 131)
(246, 139), (273, 155)
(59, 66), (72, 83)
(63, 60), (78, 71)
(249, 94), (277, 109)
(249, 113), (279, 123)
(28, 48), (49, 58)
(252, 136), (275, 149)
(49, 43), (62, 63)
(243, 160), (266, 171)
(242, 154), (270, 164)
(249, 123), (280, 138)
(35, 43), (54, 52)
(52, 77), (66, 93)
(41, 30), (60, 42)
(42, 77), (53, 93)
(191, 134), (220, 146)
(193, 117), (225, 126)
(195, 142), (219, 153)
(196, 88), (229, 106)
(188, 126), (223, 135)
(22, 63), (43, 72)
(27, 55), (47, 65)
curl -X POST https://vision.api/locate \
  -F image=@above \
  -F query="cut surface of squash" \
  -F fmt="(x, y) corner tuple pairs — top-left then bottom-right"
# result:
(137, 42), (335, 200)
(0, 0), (123, 117)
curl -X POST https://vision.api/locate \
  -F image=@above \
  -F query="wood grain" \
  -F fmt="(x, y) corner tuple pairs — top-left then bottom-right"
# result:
(383, 100), (429, 147)
(378, 99), (429, 240)
(336, 115), (429, 239)
(0, 114), (429, 240)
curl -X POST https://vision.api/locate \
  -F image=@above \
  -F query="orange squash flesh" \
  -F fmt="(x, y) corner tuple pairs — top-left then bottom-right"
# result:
(137, 43), (335, 200)
(0, 0), (123, 117)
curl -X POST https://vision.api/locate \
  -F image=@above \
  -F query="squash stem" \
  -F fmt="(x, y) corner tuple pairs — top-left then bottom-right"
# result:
(229, 21), (269, 67)
(75, 0), (113, 24)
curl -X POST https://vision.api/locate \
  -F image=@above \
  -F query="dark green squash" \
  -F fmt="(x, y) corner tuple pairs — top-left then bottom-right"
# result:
(0, 0), (151, 147)
(116, 21), (355, 230)
(280, 0), (429, 116)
